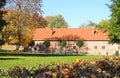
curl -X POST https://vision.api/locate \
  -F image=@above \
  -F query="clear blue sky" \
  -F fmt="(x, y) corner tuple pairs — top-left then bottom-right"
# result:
(42, 0), (111, 28)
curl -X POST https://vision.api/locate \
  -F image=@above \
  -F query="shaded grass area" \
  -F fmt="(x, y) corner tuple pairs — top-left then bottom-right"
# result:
(0, 51), (85, 56)
(0, 51), (99, 70)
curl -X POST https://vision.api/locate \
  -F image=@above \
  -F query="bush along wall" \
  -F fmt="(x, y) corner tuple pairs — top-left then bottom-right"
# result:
(59, 40), (66, 53)
(59, 40), (66, 48)
(43, 40), (50, 52)
(1, 56), (120, 77)
(76, 40), (84, 48)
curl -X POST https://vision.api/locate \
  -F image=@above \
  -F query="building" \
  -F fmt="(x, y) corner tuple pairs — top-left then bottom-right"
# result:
(33, 28), (120, 55)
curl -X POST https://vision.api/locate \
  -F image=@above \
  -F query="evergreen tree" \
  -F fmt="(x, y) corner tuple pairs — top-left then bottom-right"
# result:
(108, 0), (120, 44)
(0, 0), (6, 8)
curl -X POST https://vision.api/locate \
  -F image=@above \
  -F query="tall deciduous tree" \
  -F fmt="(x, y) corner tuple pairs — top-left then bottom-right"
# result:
(108, 0), (120, 44)
(3, 10), (46, 47)
(45, 14), (68, 28)
(31, 14), (47, 28)
(5, 0), (43, 50)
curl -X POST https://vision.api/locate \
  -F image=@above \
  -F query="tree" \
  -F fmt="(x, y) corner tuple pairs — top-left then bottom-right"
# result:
(108, 0), (120, 44)
(79, 21), (96, 28)
(4, 0), (43, 50)
(2, 10), (37, 46)
(45, 14), (68, 28)
(94, 19), (110, 32)
(0, 0), (6, 8)
(2, 23), (18, 44)
(31, 14), (47, 28)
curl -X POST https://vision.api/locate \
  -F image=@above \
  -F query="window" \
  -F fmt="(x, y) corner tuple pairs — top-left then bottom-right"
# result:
(102, 46), (105, 49)
(94, 46), (97, 49)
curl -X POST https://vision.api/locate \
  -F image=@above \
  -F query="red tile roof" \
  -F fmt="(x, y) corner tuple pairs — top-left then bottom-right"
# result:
(33, 28), (109, 41)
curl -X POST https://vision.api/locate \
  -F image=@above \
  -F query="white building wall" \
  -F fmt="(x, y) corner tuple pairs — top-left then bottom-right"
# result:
(34, 40), (120, 55)
(85, 41), (120, 55)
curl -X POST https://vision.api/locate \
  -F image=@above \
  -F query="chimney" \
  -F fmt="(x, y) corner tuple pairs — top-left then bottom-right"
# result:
(92, 28), (96, 35)
(51, 28), (56, 35)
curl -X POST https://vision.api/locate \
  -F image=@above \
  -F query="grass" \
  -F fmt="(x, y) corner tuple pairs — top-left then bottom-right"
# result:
(0, 51), (100, 70)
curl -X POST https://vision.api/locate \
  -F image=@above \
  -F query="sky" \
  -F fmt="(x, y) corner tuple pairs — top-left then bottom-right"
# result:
(42, 0), (111, 28)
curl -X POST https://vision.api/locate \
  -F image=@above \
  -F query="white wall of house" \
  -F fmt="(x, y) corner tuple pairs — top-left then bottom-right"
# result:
(34, 40), (120, 55)
(84, 41), (120, 55)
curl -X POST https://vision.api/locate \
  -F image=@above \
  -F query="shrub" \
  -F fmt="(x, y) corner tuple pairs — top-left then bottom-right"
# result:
(59, 40), (66, 48)
(76, 40), (84, 47)
(1, 57), (120, 77)
(3, 57), (120, 78)
(43, 40), (50, 48)
(115, 50), (119, 56)
(7, 66), (34, 78)
(29, 40), (35, 47)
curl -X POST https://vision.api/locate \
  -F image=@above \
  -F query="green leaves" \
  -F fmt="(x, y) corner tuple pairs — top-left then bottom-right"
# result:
(43, 40), (50, 48)
(108, 0), (120, 44)
(59, 40), (66, 48)
(76, 40), (84, 48)
(45, 14), (68, 28)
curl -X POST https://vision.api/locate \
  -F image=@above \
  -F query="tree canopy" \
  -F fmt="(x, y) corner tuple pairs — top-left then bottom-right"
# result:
(108, 0), (120, 44)
(2, 0), (43, 50)
(45, 14), (68, 28)
(95, 19), (110, 32)
(79, 21), (96, 28)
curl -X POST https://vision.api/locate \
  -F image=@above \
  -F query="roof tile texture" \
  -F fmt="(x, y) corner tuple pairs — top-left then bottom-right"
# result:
(33, 28), (109, 41)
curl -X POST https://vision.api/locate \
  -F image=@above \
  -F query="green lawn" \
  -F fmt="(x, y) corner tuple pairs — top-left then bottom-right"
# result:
(0, 52), (99, 70)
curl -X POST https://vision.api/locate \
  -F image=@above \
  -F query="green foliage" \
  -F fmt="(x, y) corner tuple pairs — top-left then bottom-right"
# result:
(108, 0), (120, 44)
(79, 21), (96, 28)
(59, 40), (66, 48)
(45, 14), (68, 28)
(0, 52), (98, 70)
(97, 19), (110, 32)
(115, 50), (119, 56)
(76, 40), (84, 47)
(43, 40), (50, 48)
